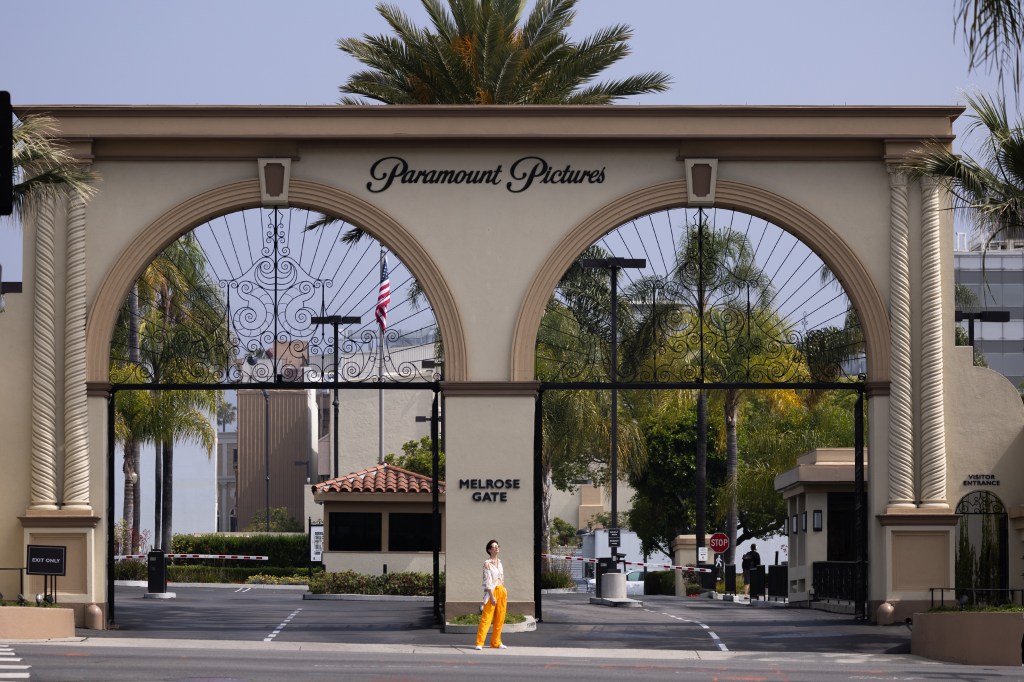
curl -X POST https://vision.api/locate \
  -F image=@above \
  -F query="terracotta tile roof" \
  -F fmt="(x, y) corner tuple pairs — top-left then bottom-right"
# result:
(312, 463), (445, 495)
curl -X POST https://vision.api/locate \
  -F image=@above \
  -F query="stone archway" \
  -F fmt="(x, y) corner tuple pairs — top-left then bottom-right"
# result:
(85, 178), (468, 385)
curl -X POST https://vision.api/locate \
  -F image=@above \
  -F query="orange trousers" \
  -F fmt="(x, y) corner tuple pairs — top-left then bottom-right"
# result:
(475, 584), (507, 648)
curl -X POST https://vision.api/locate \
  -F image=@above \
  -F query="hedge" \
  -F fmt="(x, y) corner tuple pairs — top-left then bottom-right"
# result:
(643, 570), (677, 596)
(308, 570), (442, 596)
(114, 559), (308, 584)
(170, 533), (309, 568)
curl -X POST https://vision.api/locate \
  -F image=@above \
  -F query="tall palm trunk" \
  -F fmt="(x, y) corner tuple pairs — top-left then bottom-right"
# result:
(127, 285), (142, 552)
(153, 441), (163, 548)
(541, 471), (552, 556)
(132, 460), (142, 552)
(161, 438), (174, 551)
(695, 389), (708, 559)
(724, 389), (740, 566)
(121, 442), (135, 549)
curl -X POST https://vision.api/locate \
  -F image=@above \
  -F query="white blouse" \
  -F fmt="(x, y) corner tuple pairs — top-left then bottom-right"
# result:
(482, 558), (504, 591)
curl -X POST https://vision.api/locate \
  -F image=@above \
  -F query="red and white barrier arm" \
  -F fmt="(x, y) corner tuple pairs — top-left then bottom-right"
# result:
(541, 554), (713, 573)
(114, 554), (269, 561)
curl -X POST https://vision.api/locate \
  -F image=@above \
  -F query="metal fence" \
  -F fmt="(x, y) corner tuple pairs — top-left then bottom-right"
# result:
(930, 587), (1024, 609)
(812, 561), (858, 600)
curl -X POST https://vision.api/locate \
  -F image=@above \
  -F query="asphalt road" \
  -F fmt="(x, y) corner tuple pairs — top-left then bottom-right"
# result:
(90, 585), (912, 654)
(11, 587), (1024, 680)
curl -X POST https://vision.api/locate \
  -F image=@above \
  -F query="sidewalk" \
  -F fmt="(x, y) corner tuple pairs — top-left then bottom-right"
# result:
(30, 635), (933, 667)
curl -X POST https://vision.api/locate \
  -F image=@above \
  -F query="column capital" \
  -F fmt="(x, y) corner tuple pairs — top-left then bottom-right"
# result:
(885, 165), (909, 186)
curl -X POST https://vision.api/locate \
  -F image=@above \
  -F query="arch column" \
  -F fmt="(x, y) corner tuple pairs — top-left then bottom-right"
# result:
(918, 177), (947, 508)
(29, 198), (59, 511)
(887, 168), (914, 509)
(63, 197), (91, 510)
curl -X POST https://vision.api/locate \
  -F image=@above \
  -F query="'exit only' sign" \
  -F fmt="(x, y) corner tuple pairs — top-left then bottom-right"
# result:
(27, 545), (66, 576)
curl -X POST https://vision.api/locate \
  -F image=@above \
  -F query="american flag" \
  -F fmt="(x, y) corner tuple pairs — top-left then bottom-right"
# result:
(375, 255), (391, 333)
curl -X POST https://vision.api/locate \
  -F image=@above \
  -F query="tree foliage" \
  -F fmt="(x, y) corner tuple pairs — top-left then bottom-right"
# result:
(110, 234), (228, 550)
(383, 437), (446, 479)
(956, 0), (1024, 95)
(244, 506), (304, 533)
(626, 395), (725, 559)
(716, 388), (859, 543)
(338, 0), (670, 104)
(548, 517), (579, 547)
(8, 114), (97, 225)
(904, 92), (1024, 247)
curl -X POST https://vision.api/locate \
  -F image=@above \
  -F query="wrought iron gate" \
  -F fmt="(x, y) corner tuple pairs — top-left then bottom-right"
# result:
(105, 207), (443, 625)
(533, 207), (868, 619)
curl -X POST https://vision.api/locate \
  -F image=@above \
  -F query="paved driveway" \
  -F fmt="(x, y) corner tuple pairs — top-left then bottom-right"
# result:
(92, 586), (911, 655)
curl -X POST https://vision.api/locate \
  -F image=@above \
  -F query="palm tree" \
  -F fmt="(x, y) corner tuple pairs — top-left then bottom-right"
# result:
(956, 0), (1024, 94)
(904, 92), (1024, 247)
(537, 260), (647, 549)
(339, 0), (670, 105)
(111, 234), (228, 549)
(8, 114), (96, 223)
(646, 217), (768, 564)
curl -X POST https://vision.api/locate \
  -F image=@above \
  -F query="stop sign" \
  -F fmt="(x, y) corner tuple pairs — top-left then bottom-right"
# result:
(708, 532), (730, 554)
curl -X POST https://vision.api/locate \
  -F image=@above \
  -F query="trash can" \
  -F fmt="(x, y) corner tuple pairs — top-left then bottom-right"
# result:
(595, 557), (617, 598)
(147, 549), (167, 594)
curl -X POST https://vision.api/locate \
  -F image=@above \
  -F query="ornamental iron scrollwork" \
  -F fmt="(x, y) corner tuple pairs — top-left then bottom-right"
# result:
(110, 207), (440, 387)
(956, 490), (1006, 515)
(538, 207), (865, 386)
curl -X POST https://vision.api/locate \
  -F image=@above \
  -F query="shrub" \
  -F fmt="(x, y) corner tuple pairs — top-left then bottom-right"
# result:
(540, 560), (576, 589)
(449, 612), (526, 625)
(170, 533), (309, 568)
(643, 570), (677, 596)
(308, 570), (441, 596)
(114, 559), (147, 581)
(245, 574), (309, 585)
(166, 565), (300, 583)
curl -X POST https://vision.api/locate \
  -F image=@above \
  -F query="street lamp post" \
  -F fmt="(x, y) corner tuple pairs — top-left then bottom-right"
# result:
(955, 309), (1010, 348)
(312, 315), (361, 479)
(580, 257), (645, 560)
(415, 389), (442, 627)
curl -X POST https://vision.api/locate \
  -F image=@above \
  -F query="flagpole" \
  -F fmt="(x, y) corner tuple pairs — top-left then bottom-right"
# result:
(378, 246), (386, 464)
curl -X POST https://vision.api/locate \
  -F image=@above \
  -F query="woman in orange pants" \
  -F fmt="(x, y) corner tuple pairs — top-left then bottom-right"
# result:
(475, 539), (507, 649)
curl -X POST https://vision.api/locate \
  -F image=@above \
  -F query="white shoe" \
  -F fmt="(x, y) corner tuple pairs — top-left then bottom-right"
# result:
(496, 644), (507, 649)
(474, 645), (482, 650)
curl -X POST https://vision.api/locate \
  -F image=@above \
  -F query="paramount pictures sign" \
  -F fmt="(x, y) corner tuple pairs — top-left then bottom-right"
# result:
(367, 156), (606, 194)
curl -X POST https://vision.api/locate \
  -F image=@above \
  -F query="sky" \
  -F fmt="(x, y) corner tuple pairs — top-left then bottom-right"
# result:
(0, 0), (1014, 279)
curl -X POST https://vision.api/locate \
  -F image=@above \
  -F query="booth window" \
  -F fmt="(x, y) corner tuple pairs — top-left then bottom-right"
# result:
(388, 513), (434, 551)
(328, 512), (382, 551)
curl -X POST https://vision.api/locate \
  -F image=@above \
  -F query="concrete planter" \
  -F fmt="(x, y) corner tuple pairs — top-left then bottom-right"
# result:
(444, 616), (537, 634)
(912, 611), (1024, 666)
(0, 606), (75, 640)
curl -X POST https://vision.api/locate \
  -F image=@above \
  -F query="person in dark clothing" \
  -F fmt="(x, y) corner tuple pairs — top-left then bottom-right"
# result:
(741, 544), (761, 596)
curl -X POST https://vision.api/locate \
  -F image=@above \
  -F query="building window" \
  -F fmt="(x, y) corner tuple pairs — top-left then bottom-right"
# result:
(388, 513), (434, 551)
(329, 512), (382, 551)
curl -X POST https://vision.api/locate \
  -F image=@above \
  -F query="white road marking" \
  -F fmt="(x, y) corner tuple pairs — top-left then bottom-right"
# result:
(664, 614), (729, 652)
(264, 607), (302, 642)
(0, 646), (30, 679)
